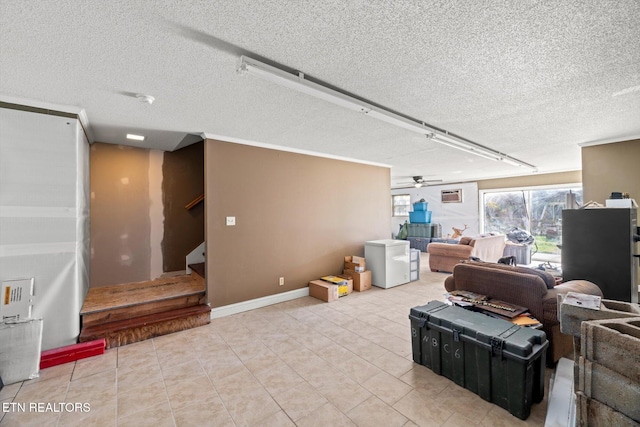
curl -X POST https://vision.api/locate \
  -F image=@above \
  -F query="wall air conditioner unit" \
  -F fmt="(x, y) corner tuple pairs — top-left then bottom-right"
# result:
(441, 189), (463, 203)
(1, 278), (35, 322)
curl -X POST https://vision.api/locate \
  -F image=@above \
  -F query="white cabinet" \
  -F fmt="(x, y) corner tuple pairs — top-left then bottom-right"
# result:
(410, 248), (420, 281)
(365, 239), (410, 288)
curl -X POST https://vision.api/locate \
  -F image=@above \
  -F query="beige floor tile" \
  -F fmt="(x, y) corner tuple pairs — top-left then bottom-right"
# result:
(442, 412), (482, 427)
(1, 266), (553, 427)
(370, 349), (415, 378)
(347, 395), (408, 427)
(13, 375), (70, 404)
(243, 350), (283, 377)
(0, 409), (60, 427)
(199, 349), (246, 382)
(189, 330), (227, 350)
(117, 348), (160, 370)
(26, 362), (75, 384)
(277, 346), (317, 368)
(57, 402), (116, 427)
(342, 339), (389, 363)
(160, 359), (205, 384)
(212, 367), (262, 398)
(117, 401), (174, 427)
(220, 387), (281, 426)
(0, 381), (22, 400)
(338, 355), (384, 384)
(164, 375), (222, 411)
(316, 376), (372, 413)
(251, 361), (305, 396)
(254, 410), (296, 427)
(263, 334), (304, 356)
(152, 331), (191, 352)
(296, 402), (357, 427)
(117, 338), (156, 359)
(399, 365), (451, 396)
(433, 382), (494, 421)
(315, 342), (356, 362)
(229, 338), (273, 362)
(156, 345), (198, 369)
(292, 359), (343, 389)
(362, 370), (413, 405)
(116, 379), (168, 418)
(272, 381), (328, 421)
(117, 363), (163, 390)
(393, 389), (455, 426)
(71, 349), (117, 380)
(375, 335), (413, 358)
(179, 323), (217, 341)
(479, 404), (532, 427)
(295, 329), (335, 352)
(172, 401), (235, 427)
(65, 369), (117, 405)
(217, 325), (255, 346)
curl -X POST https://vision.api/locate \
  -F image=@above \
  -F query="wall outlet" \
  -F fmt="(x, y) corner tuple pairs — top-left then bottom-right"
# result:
(226, 216), (236, 226)
(279, 277), (285, 286)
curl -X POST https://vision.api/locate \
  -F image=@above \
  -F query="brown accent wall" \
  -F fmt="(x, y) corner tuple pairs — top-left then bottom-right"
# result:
(162, 142), (205, 272)
(90, 143), (152, 287)
(477, 170), (582, 190)
(582, 139), (640, 204)
(205, 140), (391, 307)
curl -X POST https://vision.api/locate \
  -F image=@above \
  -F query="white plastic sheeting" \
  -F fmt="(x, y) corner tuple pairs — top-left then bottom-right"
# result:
(0, 108), (89, 350)
(0, 318), (43, 384)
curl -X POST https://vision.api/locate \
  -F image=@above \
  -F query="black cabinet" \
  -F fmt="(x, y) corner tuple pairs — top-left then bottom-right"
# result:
(562, 208), (638, 303)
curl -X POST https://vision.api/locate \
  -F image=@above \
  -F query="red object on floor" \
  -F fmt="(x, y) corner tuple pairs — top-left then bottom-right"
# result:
(40, 338), (106, 369)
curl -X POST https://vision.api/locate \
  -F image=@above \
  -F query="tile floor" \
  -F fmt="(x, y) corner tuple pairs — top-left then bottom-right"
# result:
(0, 254), (551, 426)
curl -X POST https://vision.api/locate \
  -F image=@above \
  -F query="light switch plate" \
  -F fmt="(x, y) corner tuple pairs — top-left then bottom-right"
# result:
(226, 216), (236, 226)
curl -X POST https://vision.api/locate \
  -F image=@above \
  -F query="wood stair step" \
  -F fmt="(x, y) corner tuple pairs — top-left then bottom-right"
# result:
(79, 304), (211, 349)
(81, 275), (205, 315)
(80, 275), (206, 327)
(188, 263), (205, 279)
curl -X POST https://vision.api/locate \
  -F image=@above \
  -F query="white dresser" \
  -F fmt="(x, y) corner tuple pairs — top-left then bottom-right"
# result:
(364, 239), (410, 288)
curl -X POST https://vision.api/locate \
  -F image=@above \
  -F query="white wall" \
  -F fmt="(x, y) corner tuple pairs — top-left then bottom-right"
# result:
(391, 182), (479, 238)
(0, 108), (89, 350)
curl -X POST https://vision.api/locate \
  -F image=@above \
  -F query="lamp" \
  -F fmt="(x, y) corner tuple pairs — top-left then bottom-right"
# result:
(237, 55), (537, 170)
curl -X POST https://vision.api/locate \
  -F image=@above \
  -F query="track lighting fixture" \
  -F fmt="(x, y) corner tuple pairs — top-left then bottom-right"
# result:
(237, 55), (537, 170)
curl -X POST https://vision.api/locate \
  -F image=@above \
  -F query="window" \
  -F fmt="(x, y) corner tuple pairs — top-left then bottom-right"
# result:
(392, 194), (411, 216)
(481, 185), (583, 256)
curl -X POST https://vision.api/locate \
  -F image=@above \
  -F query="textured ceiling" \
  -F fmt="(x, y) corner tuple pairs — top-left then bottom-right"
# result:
(1, 1), (639, 187)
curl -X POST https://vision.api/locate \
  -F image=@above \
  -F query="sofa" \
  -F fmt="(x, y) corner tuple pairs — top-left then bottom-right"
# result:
(428, 234), (506, 273)
(444, 261), (603, 365)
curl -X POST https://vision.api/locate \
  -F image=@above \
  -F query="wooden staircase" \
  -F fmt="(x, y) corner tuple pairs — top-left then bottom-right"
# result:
(79, 267), (209, 348)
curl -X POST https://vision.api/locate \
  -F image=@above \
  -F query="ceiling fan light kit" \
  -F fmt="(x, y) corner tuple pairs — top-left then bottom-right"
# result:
(237, 55), (537, 171)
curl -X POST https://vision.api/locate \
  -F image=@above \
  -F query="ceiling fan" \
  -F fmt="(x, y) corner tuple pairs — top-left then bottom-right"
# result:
(396, 176), (443, 188)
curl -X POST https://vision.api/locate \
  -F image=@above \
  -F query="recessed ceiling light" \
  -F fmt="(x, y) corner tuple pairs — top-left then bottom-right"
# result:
(126, 133), (145, 141)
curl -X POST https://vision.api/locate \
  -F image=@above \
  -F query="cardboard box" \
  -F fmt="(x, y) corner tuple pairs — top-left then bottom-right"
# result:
(321, 275), (353, 296)
(342, 270), (372, 292)
(309, 280), (339, 302)
(344, 256), (366, 272)
(333, 276), (353, 295)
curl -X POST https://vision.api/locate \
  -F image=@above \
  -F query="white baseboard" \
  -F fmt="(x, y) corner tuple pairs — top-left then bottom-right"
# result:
(210, 287), (309, 319)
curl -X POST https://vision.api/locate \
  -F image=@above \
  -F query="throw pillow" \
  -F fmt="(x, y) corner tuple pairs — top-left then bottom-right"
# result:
(459, 236), (473, 246)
